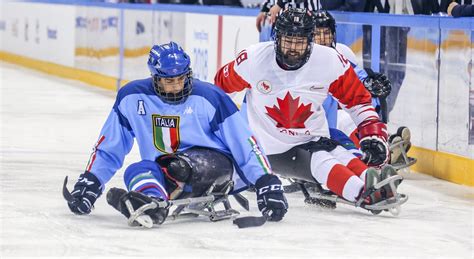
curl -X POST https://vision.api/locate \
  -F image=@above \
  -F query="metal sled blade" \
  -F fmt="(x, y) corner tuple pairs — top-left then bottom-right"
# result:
(364, 174), (408, 216)
(283, 182), (302, 193)
(168, 195), (215, 207)
(391, 157), (417, 171)
(124, 199), (157, 228)
(363, 194), (408, 211)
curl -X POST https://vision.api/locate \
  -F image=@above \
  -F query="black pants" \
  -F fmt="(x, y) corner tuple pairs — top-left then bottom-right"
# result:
(157, 147), (234, 198)
(267, 138), (340, 183)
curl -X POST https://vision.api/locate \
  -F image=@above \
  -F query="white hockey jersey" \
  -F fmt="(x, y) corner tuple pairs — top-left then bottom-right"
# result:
(335, 43), (369, 80)
(215, 41), (379, 155)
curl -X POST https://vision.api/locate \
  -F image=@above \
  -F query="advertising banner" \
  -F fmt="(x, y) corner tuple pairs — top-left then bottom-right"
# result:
(152, 11), (186, 48)
(221, 15), (259, 65)
(122, 9), (153, 80)
(185, 13), (218, 82)
(1, 2), (75, 67)
(121, 10), (186, 81)
(75, 6), (120, 78)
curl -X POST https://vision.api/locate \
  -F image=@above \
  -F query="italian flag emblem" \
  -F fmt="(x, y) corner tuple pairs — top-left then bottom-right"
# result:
(152, 114), (180, 153)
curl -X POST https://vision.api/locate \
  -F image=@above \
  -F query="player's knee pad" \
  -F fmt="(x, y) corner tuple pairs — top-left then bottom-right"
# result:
(123, 160), (168, 200)
(156, 147), (234, 199)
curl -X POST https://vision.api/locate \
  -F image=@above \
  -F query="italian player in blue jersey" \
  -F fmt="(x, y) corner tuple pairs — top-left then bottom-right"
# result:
(65, 42), (288, 226)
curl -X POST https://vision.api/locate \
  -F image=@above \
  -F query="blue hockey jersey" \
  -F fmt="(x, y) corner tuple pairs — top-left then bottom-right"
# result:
(85, 78), (271, 192)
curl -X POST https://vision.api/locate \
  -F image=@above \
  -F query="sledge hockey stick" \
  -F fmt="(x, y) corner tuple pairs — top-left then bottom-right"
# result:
(62, 176), (77, 204)
(233, 212), (270, 229)
(233, 193), (250, 211)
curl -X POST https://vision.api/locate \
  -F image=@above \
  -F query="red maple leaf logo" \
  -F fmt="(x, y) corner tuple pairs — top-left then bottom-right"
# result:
(265, 92), (313, 128)
(262, 82), (270, 91)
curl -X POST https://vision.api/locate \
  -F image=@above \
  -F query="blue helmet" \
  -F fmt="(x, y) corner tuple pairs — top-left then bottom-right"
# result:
(147, 42), (193, 104)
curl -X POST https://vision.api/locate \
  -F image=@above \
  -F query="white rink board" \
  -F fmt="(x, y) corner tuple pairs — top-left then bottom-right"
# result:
(121, 10), (187, 81)
(123, 9), (153, 50)
(75, 6), (120, 78)
(122, 9), (154, 80)
(438, 44), (473, 158)
(388, 50), (438, 151)
(185, 13), (218, 83)
(75, 6), (120, 51)
(221, 15), (259, 64)
(151, 11), (186, 48)
(1, 2), (75, 67)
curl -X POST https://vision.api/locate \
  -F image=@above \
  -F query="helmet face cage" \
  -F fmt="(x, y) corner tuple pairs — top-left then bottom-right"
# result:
(274, 8), (315, 70)
(152, 69), (193, 104)
(147, 42), (193, 104)
(313, 10), (336, 48)
(314, 27), (335, 47)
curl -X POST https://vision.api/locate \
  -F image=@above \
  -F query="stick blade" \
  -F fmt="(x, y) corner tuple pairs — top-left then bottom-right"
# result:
(233, 215), (267, 229)
(62, 176), (76, 204)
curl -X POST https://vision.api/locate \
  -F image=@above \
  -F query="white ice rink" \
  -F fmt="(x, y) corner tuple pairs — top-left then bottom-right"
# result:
(0, 62), (473, 258)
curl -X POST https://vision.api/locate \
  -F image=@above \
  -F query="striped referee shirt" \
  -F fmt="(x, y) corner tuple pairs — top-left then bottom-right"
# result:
(260, 0), (322, 12)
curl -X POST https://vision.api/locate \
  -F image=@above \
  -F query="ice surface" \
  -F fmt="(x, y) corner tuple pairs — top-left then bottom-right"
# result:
(0, 62), (473, 258)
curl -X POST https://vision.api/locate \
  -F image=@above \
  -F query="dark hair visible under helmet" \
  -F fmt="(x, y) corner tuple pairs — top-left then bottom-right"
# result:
(273, 8), (315, 70)
(313, 10), (336, 47)
(147, 41), (193, 104)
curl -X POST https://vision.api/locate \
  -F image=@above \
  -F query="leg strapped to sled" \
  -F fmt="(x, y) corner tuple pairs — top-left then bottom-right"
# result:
(109, 180), (245, 228)
(309, 175), (408, 216)
(283, 174), (408, 216)
(166, 181), (241, 222)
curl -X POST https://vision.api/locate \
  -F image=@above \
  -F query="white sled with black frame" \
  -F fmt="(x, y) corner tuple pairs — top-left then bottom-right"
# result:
(267, 144), (408, 216)
(283, 173), (407, 216)
(106, 180), (249, 228)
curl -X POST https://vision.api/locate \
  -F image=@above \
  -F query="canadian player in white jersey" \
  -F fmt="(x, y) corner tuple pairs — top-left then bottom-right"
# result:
(215, 9), (407, 213)
(313, 10), (415, 170)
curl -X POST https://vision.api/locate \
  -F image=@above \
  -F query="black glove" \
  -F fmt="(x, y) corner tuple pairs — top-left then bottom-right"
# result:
(358, 120), (390, 167)
(67, 172), (102, 215)
(360, 137), (390, 167)
(255, 174), (288, 221)
(363, 72), (391, 98)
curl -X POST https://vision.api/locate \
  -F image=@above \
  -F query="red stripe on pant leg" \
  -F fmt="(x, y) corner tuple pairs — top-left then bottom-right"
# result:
(346, 158), (368, 177)
(326, 164), (356, 197)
